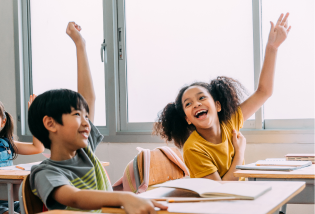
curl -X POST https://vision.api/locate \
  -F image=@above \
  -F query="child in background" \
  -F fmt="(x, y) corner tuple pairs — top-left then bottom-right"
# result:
(0, 97), (45, 214)
(154, 13), (291, 181)
(28, 22), (167, 213)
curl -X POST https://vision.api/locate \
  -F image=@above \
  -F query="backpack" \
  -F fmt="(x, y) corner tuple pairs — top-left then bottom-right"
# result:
(0, 138), (13, 167)
(113, 146), (189, 193)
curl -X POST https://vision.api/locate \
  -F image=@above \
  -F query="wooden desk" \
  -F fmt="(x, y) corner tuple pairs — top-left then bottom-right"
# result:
(102, 181), (305, 214)
(234, 164), (315, 204)
(38, 211), (95, 214)
(0, 161), (109, 214)
(234, 164), (315, 214)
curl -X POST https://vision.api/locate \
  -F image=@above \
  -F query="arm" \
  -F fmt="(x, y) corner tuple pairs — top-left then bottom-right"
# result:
(15, 94), (45, 155)
(240, 13), (291, 121)
(203, 130), (246, 181)
(66, 22), (96, 123)
(52, 185), (168, 214)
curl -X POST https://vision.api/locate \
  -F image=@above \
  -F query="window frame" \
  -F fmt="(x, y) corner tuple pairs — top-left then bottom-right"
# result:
(13, 0), (314, 143)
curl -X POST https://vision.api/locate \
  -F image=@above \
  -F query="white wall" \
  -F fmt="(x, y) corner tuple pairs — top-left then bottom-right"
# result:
(0, 0), (314, 213)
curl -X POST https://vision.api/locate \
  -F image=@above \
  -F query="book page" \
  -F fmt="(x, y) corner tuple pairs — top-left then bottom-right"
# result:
(201, 183), (272, 199)
(153, 178), (222, 195)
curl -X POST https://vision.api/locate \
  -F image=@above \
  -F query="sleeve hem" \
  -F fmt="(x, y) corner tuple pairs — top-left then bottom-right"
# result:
(193, 169), (218, 178)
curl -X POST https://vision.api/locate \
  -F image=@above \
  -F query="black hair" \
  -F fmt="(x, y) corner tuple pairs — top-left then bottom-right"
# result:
(153, 76), (248, 148)
(0, 101), (18, 159)
(28, 89), (89, 149)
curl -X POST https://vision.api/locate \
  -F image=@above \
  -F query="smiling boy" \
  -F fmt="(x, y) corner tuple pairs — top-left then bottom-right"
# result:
(28, 22), (167, 213)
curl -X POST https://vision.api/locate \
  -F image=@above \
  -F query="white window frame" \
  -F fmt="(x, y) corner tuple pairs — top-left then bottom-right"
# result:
(13, 0), (314, 143)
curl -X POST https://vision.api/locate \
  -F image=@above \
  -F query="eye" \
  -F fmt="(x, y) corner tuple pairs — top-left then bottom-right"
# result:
(199, 96), (206, 100)
(185, 102), (191, 107)
(74, 112), (80, 116)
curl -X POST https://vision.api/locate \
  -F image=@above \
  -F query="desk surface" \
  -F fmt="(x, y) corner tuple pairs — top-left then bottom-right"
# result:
(38, 211), (95, 214)
(234, 164), (315, 179)
(0, 161), (110, 180)
(102, 181), (305, 214)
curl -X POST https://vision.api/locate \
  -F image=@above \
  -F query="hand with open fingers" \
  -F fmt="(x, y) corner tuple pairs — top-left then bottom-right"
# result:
(66, 22), (84, 44)
(122, 193), (168, 214)
(232, 129), (246, 156)
(267, 13), (291, 49)
(28, 94), (37, 110)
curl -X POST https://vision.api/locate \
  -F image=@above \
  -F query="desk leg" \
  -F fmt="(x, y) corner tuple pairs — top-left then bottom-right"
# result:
(279, 204), (287, 214)
(7, 183), (14, 214)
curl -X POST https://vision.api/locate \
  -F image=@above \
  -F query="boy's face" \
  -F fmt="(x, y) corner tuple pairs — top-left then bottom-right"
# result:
(56, 107), (91, 150)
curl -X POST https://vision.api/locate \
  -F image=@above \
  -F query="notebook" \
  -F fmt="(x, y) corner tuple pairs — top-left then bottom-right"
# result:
(236, 160), (312, 171)
(285, 154), (315, 163)
(255, 160), (312, 167)
(153, 178), (271, 200)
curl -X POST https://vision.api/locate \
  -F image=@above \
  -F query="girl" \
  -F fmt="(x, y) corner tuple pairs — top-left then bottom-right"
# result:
(0, 95), (45, 214)
(154, 13), (291, 181)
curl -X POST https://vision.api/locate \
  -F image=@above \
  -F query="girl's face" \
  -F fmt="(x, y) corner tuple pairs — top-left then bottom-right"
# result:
(182, 86), (221, 129)
(0, 116), (6, 131)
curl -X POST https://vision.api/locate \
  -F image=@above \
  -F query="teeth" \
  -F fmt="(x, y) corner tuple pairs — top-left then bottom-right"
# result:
(195, 110), (207, 116)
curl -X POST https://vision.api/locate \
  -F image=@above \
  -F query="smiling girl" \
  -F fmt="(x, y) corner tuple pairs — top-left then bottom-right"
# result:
(154, 13), (291, 181)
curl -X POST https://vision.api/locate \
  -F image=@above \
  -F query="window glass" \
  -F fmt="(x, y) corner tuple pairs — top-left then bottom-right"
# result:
(262, 0), (314, 119)
(125, 0), (254, 122)
(30, 0), (106, 126)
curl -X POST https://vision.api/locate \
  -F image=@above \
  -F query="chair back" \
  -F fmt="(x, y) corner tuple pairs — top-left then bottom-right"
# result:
(20, 174), (44, 214)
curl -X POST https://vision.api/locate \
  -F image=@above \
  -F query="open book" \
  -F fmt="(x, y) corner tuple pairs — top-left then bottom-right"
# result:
(153, 178), (271, 200)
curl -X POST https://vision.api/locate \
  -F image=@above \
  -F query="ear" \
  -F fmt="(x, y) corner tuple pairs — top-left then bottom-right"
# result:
(185, 116), (192, 125)
(215, 101), (221, 112)
(43, 116), (57, 133)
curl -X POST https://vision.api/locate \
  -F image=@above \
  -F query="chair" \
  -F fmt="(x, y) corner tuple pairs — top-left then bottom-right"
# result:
(19, 175), (45, 214)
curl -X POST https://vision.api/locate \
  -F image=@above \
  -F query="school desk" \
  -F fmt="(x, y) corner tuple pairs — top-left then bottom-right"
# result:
(234, 164), (315, 213)
(101, 181), (305, 214)
(0, 161), (109, 214)
(38, 211), (95, 214)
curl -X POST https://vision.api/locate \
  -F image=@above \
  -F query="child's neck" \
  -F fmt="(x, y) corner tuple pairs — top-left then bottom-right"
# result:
(50, 142), (78, 161)
(196, 121), (222, 144)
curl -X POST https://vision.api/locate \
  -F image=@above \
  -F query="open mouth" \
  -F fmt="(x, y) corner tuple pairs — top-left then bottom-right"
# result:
(195, 110), (208, 119)
(79, 130), (89, 138)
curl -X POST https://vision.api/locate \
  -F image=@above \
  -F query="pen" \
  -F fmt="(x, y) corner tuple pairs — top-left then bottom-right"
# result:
(16, 166), (25, 170)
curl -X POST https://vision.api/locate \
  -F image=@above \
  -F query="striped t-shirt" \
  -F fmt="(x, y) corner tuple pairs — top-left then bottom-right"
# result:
(30, 121), (112, 212)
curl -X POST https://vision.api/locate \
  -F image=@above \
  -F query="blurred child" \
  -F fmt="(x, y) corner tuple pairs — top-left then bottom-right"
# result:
(0, 97), (44, 214)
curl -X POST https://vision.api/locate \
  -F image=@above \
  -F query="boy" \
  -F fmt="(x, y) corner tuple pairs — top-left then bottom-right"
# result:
(28, 22), (167, 213)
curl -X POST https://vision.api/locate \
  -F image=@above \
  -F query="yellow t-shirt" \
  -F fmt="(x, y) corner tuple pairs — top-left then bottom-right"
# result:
(183, 107), (244, 179)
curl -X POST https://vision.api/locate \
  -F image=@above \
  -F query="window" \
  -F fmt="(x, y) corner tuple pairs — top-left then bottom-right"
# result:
(14, 0), (314, 142)
(262, 0), (314, 123)
(118, 0), (255, 131)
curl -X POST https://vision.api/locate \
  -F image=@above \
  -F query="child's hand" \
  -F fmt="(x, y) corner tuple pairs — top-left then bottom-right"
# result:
(122, 192), (168, 214)
(232, 130), (246, 156)
(66, 22), (84, 44)
(28, 94), (37, 110)
(267, 13), (291, 50)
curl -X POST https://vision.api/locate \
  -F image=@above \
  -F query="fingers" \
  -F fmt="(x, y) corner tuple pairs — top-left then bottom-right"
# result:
(270, 21), (275, 32)
(276, 13), (284, 26)
(287, 26), (292, 34)
(151, 200), (168, 210)
(280, 13), (289, 26)
(232, 129), (237, 141)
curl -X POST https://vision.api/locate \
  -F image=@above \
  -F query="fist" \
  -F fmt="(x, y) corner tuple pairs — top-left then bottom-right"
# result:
(66, 22), (84, 44)
(232, 129), (246, 155)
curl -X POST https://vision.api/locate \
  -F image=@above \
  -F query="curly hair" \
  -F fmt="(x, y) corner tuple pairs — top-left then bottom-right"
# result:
(153, 76), (248, 148)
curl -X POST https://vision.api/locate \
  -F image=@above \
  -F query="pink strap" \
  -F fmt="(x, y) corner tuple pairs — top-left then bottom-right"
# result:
(157, 146), (190, 176)
(136, 147), (150, 194)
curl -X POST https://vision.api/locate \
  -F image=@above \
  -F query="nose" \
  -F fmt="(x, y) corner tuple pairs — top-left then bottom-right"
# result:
(193, 101), (201, 108)
(81, 116), (89, 126)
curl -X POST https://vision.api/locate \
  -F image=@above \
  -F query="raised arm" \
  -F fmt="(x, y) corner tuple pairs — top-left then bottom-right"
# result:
(15, 95), (45, 155)
(240, 13), (291, 121)
(66, 22), (96, 123)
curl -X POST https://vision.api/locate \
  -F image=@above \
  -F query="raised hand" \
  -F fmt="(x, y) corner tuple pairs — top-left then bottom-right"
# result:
(66, 22), (84, 44)
(267, 13), (291, 49)
(28, 94), (37, 110)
